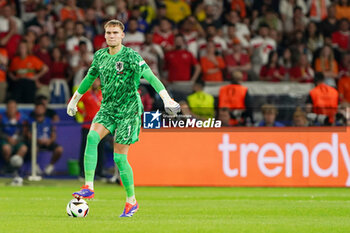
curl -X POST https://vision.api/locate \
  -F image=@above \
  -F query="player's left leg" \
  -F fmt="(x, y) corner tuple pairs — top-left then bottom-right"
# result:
(115, 115), (141, 217)
(114, 143), (139, 217)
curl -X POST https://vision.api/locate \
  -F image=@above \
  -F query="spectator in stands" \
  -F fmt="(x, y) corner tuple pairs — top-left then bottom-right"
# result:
(124, 18), (145, 53)
(291, 6), (310, 33)
(200, 41), (226, 82)
(0, 99), (28, 173)
(50, 47), (71, 102)
(84, 8), (103, 41)
(186, 79), (215, 119)
(279, 0), (307, 26)
(21, 0), (40, 22)
(60, 0), (85, 22)
(319, 4), (338, 38)
(292, 107), (309, 127)
(164, 34), (201, 82)
(25, 4), (54, 36)
(252, 0), (280, 17)
(306, 72), (339, 125)
(53, 26), (67, 53)
(164, 0), (191, 24)
(289, 53), (314, 83)
(180, 16), (205, 58)
(206, 0), (224, 23)
(30, 95), (59, 123)
(198, 24), (227, 57)
(115, 0), (129, 25)
(200, 2), (222, 30)
(279, 48), (292, 77)
(258, 104), (285, 127)
(305, 21), (324, 53)
(92, 19), (109, 51)
(260, 51), (286, 82)
(8, 40), (49, 103)
(138, 0), (156, 25)
(335, 0), (350, 20)
(24, 29), (37, 54)
(0, 46), (8, 103)
(231, 0), (247, 19)
(331, 18), (350, 52)
(128, 6), (148, 33)
(149, 4), (170, 33)
(224, 41), (251, 81)
(70, 41), (93, 90)
(224, 24), (239, 51)
(252, 8), (282, 33)
(66, 21), (93, 56)
(219, 71), (253, 126)
(268, 28), (280, 52)
(152, 18), (175, 52)
(26, 102), (63, 175)
(292, 42), (313, 64)
(63, 19), (75, 41)
(0, 4), (21, 59)
(139, 31), (164, 78)
(250, 23), (276, 75)
(223, 10), (250, 48)
(77, 78), (106, 180)
(289, 29), (306, 47)
(217, 108), (235, 127)
(308, 0), (331, 23)
(34, 34), (52, 99)
(314, 45), (338, 87)
(338, 52), (350, 79)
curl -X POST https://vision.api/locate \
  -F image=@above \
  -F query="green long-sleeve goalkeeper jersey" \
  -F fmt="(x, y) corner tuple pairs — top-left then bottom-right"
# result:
(77, 45), (164, 117)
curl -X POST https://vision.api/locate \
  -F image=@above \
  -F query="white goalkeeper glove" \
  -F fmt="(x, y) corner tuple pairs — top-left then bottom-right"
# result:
(159, 90), (180, 116)
(67, 91), (83, 116)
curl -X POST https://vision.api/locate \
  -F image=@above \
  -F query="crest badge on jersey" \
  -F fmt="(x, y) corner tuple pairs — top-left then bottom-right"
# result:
(116, 61), (124, 72)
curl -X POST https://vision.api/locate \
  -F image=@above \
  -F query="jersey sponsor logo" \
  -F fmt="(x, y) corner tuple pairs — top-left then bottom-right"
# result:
(116, 61), (124, 72)
(139, 60), (145, 66)
(143, 110), (161, 129)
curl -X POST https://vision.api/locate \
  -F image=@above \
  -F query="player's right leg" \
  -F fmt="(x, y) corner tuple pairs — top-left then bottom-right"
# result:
(72, 122), (110, 199)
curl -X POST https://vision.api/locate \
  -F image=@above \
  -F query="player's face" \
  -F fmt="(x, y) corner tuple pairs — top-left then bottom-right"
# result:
(105, 25), (125, 47)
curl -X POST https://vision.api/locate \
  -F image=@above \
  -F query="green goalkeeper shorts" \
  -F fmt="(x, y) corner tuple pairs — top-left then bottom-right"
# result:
(92, 108), (142, 145)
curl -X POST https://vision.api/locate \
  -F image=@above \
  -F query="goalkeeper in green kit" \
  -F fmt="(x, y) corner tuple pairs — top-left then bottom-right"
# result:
(67, 19), (180, 217)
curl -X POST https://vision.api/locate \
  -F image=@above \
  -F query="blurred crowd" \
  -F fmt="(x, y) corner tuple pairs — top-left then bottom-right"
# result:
(0, 0), (349, 127)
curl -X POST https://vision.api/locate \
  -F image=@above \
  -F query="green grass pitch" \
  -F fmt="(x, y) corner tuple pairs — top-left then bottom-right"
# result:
(0, 178), (350, 233)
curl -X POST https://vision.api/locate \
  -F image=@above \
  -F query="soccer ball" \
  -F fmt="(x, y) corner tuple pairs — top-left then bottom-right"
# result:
(66, 198), (89, 217)
(10, 155), (23, 168)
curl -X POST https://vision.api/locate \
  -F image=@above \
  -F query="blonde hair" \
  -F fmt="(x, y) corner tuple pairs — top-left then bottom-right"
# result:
(104, 19), (125, 31)
(320, 45), (334, 72)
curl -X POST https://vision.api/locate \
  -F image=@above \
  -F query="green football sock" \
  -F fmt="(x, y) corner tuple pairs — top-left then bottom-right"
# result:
(84, 130), (101, 182)
(114, 153), (134, 197)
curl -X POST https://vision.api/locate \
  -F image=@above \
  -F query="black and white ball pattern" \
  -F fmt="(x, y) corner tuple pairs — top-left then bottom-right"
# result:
(66, 198), (89, 217)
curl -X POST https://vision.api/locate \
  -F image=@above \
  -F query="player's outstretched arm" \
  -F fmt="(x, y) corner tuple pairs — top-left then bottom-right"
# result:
(143, 69), (180, 115)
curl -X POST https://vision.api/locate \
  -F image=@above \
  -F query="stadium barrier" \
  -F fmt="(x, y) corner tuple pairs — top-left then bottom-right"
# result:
(130, 127), (350, 187)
